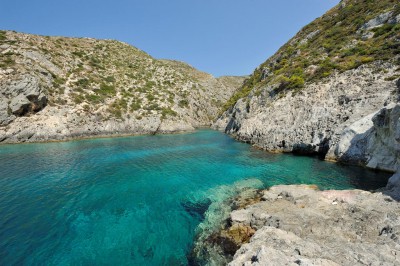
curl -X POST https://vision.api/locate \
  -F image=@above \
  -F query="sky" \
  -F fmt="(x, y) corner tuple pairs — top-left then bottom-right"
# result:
(1, 0), (339, 77)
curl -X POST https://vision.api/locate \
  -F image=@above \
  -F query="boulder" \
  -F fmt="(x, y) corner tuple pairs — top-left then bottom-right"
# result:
(9, 95), (31, 116)
(1, 75), (48, 118)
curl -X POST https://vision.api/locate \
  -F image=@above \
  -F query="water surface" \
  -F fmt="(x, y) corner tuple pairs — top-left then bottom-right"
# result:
(0, 130), (390, 265)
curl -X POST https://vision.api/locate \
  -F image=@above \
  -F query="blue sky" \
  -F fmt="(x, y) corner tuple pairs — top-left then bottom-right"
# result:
(1, 0), (339, 76)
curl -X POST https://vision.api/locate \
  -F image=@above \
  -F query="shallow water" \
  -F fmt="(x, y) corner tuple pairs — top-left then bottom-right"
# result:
(0, 130), (390, 265)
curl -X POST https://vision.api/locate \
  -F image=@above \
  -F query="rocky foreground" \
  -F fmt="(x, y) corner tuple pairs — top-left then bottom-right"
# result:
(193, 185), (400, 265)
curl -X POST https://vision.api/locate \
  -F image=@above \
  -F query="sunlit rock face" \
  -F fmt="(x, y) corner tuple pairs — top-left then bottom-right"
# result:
(196, 185), (400, 265)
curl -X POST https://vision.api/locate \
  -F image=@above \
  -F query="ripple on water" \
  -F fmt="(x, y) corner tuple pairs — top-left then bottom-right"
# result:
(0, 130), (391, 265)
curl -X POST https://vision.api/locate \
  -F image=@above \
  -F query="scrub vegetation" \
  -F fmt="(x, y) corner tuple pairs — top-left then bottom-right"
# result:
(223, 0), (400, 111)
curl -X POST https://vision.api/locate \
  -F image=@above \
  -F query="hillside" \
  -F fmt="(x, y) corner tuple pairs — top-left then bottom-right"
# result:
(0, 31), (244, 143)
(222, 0), (400, 111)
(214, 0), (400, 173)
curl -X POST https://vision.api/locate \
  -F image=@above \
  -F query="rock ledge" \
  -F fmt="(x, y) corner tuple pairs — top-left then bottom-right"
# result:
(197, 185), (400, 265)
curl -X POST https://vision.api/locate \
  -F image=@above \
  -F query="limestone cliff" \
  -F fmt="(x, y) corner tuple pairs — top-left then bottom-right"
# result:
(214, 0), (400, 172)
(0, 31), (244, 143)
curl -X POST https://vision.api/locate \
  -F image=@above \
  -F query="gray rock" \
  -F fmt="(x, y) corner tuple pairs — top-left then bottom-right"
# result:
(389, 13), (400, 24)
(360, 11), (393, 30)
(0, 74), (47, 120)
(231, 209), (252, 224)
(0, 99), (11, 125)
(21, 50), (62, 76)
(2, 75), (41, 98)
(386, 170), (400, 200)
(299, 30), (320, 45)
(213, 185), (400, 266)
(9, 95), (31, 116)
(333, 112), (375, 166)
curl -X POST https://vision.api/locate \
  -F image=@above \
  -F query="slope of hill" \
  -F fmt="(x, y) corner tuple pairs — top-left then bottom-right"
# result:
(0, 31), (244, 143)
(214, 0), (400, 173)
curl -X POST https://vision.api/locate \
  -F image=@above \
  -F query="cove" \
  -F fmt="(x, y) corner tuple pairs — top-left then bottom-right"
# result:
(0, 129), (390, 265)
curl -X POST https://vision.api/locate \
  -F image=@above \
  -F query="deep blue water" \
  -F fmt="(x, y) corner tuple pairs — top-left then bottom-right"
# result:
(0, 130), (390, 265)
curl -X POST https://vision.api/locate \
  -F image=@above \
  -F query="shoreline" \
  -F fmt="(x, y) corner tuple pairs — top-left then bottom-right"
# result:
(0, 127), (201, 146)
(1, 126), (396, 176)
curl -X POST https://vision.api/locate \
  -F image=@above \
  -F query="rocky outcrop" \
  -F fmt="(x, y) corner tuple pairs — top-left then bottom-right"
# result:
(0, 74), (47, 125)
(197, 185), (400, 265)
(333, 103), (400, 172)
(360, 11), (397, 30)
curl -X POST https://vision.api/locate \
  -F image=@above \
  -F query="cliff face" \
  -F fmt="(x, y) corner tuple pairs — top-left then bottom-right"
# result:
(214, 64), (400, 170)
(0, 31), (244, 143)
(214, 0), (400, 172)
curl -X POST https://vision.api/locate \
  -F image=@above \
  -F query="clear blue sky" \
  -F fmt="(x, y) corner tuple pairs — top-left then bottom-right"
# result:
(1, 0), (339, 77)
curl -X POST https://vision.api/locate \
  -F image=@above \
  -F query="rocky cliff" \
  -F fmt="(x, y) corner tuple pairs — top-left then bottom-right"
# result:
(214, 0), (400, 172)
(0, 31), (244, 143)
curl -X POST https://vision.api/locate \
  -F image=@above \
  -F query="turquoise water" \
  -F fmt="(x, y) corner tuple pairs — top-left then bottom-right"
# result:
(0, 130), (390, 265)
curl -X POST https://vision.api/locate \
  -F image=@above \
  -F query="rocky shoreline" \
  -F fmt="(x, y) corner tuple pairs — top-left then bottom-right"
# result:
(0, 125), (196, 145)
(0, 111), (199, 144)
(192, 184), (400, 265)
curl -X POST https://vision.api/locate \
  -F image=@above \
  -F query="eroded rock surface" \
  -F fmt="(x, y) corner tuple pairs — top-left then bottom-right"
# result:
(196, 185), (400, 265)
(214, 63), (400, 173)
(0, 74), (47, 125)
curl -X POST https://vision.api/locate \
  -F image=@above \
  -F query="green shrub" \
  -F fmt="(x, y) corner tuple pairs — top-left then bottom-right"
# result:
(161, 108), (177, 118)
(53, 77), (66, 88)
(0, 56), (15, 68)
(0, 31), (6, 41)
(145, 103), (161, 111)
(373, 24), (395, 38)
(145, 81), (156, 90)
(98, 83), (115, 96)
(76, 78), (90, 87)
(360, 56), (374, 64)
(130, 100), (142, 111)
(85, 94), (102, 103)
(287, 75), (305, 89)
(104, 76), (115, 83)
(89, 57), (104, 69)
(273, 75), (305, 95)
(72, 94), (85, 104)
(146, 93), (155, 101)
(72, 50), (85, 57)
(385, 74), (400, 81)
(178, 99), (189, 108)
